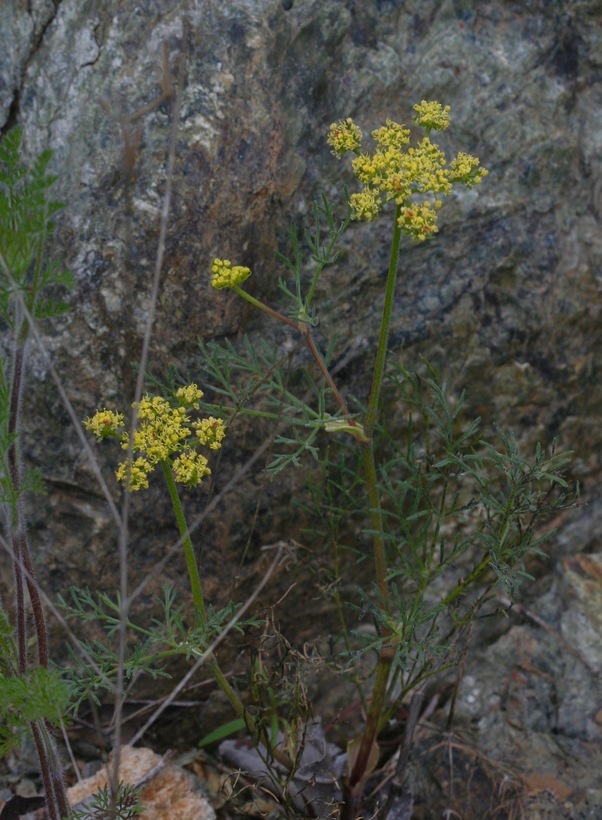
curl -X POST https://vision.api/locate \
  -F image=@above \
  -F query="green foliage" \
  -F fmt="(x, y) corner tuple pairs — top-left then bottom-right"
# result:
(276, 192), (352, 323)
(69, 782), (144, 819)
(198, 717), (247, 747)
(0, 126), (74, 325)
(197, 332), (353, 476)
(0, 666), (71, 756)
(378, 364), (573, 597)
(295, 362), (575, 709)
(58, 583), (262, 715)
(0, 608), (17, 676)
(0, 126), (75, 819)
(0, 344), (46, 506)
(196, 191), (361, 476)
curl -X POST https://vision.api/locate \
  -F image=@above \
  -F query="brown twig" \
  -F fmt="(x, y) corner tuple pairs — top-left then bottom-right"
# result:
(99, 41), (175, 179)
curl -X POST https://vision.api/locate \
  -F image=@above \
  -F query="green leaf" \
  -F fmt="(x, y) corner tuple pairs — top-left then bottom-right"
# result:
(0, 126), (70, 325)
(198, 717), (247, 747)
(0, 666), (70, 726)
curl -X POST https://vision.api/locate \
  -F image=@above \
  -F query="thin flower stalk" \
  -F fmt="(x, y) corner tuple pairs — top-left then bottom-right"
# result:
(161, 460), (207, 623)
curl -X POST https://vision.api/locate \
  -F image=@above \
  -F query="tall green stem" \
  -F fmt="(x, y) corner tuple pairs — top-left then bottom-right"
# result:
(348, 206), (404, 793)
(160, 460), (293, 769)
(361, 447), (388, 602)
(161, 461), (206, 623)
(361, 204), (403, 604)
(348, 655), (392, 789)
(364, 204), (403, 438)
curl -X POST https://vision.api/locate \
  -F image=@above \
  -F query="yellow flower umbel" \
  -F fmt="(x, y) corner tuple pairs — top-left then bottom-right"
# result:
(83, 408), (124, 439)
(84, 384), (226, 491)
(211, 258), (252, 290)
(193, 417), (227, 450)
(327, 118), (363, 158)
(412, 100), (451, 131)
(449, 152), (487, 188)
(332, 102), (488, 241)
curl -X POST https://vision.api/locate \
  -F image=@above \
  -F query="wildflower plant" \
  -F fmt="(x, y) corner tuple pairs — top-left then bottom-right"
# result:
(83, 386), (293, 771)
(196, 101), (573, 813)
(73, 100), (574, 818)
(0, 71), (575, 820)
(69, 782), (144, 819)
(84, 387), (223, 628)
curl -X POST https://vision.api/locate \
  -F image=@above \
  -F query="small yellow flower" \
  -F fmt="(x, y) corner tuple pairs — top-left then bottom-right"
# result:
(116, 457), (152, 491)
(172, 451), (211, 487)
(83, 409), (124, 439)
(400, 138), (451, 196)
(349, 189), (382, 222)
(176, 384), (204, 407)
(413, 100), (451, 131)
(351, 152), (379, 185)
(327, 118), (363, 158)
(126, 395), (188, 464)
(449, 152), (489, 187)
(211, 258), (252, 290)
(397, 201), (442, 241)
(193, 417), (226, 450)
(371, 120), (410, 149)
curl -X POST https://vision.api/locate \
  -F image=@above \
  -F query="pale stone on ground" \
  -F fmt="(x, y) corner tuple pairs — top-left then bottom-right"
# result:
(67, 746), (215, 820)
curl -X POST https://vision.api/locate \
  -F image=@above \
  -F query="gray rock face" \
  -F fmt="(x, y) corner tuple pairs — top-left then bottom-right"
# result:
(450, 553), (602, 815)
(1, 0), (601, 780)
(0, 1), (592, 527)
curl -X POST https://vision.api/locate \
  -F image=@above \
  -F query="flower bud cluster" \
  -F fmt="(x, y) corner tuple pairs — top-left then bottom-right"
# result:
(211, 258), (252, 290)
